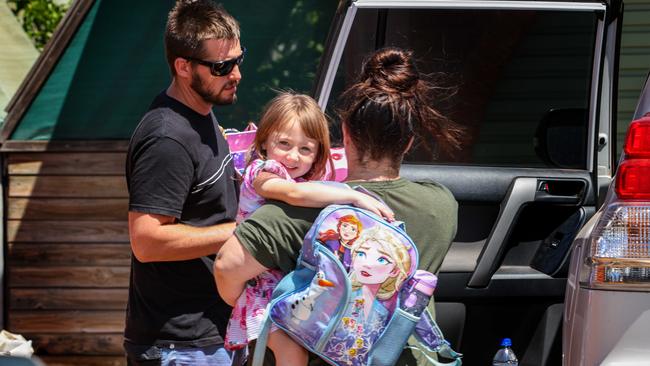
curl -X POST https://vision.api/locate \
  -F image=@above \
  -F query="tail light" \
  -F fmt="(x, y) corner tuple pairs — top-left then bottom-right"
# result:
(583, 116), (650, 290)
(615, 160), (650, 199)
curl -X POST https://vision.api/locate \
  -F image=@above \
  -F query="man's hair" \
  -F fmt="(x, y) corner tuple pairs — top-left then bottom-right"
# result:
(165, 0), (240, 75)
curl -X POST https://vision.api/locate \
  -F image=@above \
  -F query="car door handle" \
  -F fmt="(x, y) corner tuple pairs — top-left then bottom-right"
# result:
(534, 191), (581, 204)
(534, 179), (587, 204)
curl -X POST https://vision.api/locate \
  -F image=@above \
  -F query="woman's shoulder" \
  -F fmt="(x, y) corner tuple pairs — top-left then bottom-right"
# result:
(410, 179), (454, 197)
(397, 179), (458, 217)
(399, 179), (455, 201)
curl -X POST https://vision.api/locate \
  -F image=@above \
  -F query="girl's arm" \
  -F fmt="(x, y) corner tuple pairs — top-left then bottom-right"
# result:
(253, 172), (395, 220)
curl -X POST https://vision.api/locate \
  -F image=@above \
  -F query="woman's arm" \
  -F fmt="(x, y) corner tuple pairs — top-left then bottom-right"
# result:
(253, 171), (394, 220)
(214, 235), (268, 306)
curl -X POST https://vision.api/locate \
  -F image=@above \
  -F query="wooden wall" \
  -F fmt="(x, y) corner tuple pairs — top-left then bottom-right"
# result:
(5, 149), (129, 366)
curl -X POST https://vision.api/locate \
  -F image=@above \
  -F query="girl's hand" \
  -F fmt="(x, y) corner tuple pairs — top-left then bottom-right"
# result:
(351, 192), (395, 222)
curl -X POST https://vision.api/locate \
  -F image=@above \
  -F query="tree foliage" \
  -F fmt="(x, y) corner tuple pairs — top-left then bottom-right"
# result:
(225, 0), (335, 127)
(7, 0), (71, 51)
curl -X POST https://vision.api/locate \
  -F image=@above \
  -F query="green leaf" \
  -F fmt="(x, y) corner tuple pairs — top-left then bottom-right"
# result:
(7, 0), (70, 51)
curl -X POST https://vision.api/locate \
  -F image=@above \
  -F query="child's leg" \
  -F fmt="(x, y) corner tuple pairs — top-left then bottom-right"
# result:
(267, 329), (308, 366)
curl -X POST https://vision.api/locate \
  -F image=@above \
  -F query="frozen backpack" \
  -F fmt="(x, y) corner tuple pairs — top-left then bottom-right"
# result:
(252, 203), (462, 366)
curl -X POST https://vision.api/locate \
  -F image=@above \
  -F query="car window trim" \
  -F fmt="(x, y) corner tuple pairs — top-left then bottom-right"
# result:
(317, 4), (357, 110)
(594, 15), (609, 184)
(355, 0), (605, 11)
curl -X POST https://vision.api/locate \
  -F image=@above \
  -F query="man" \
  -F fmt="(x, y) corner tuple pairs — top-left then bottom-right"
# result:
(124, 1), (243, 364)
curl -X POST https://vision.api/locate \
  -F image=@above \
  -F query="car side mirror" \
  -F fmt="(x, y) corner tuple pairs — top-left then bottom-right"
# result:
(534, 108), (588, 169)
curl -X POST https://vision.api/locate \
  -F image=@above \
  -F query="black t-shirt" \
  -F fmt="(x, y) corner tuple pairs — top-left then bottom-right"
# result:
(124, 92), (239, 347)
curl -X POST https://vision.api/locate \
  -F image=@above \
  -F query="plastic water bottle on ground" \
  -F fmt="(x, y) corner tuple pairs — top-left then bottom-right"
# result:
(492, 338), (518, 366)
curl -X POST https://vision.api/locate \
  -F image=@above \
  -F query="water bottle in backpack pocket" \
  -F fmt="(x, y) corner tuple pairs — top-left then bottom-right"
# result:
(367, 270), (438, 365)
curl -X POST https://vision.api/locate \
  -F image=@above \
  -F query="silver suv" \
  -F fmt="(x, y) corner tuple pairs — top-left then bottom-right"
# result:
(317, 0), (629, 364)
(564, 73), (650, 365)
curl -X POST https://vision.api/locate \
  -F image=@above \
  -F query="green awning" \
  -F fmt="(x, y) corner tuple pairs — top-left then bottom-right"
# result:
(10, 0), (335, 140)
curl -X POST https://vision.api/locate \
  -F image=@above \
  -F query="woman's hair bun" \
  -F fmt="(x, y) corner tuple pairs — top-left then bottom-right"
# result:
(361, 47), (419, 93)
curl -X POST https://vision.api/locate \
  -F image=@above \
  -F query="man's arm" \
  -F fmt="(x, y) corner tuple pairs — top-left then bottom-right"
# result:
(213, 234), (268, 306)
(129, 211), (235, 263)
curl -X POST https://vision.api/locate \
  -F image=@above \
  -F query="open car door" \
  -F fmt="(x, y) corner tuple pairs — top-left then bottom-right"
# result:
(314, 0), (623, 364)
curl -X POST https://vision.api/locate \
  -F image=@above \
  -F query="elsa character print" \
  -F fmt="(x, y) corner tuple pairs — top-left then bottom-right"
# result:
(323, 226), (411, 365)
(318, 214), (362, 270)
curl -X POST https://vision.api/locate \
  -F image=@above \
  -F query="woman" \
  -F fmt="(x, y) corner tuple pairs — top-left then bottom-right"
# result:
(214, 47), (462, 365)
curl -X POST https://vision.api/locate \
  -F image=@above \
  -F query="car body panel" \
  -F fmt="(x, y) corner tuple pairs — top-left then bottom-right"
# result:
(564, 213), (650, 365)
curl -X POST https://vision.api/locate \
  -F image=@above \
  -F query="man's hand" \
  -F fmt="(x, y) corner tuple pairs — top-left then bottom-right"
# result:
(214, 235), (269, 306)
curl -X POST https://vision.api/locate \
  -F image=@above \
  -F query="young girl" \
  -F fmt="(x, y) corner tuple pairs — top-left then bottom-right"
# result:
(225, 92), (394, 365)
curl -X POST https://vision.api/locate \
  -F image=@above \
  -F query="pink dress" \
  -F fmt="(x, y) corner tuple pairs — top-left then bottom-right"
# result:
(226, 159), (302, 351)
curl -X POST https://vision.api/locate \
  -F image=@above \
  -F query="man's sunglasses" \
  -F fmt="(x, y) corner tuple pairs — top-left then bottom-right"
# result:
(185, 47), (246, 77)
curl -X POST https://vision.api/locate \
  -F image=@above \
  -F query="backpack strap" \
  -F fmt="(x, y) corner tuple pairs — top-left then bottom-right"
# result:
(411, 309), (463, 365)
(405, 344), (463, 366)
(251, 308), (273, 366)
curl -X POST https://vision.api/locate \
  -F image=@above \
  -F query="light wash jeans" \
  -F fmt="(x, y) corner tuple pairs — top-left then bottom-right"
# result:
(126, 344), (242, 366)
(160, 344), (232, 366)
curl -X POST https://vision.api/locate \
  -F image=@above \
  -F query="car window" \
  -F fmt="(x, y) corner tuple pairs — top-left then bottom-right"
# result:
(325, 8), (599, 169)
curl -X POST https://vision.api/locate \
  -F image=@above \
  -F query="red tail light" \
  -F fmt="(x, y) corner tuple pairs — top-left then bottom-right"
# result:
(616, 160), (650, 199)
(584, 115), (650, 291)
(616, 117), (650, 199)
(624, 118), (650, 158)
